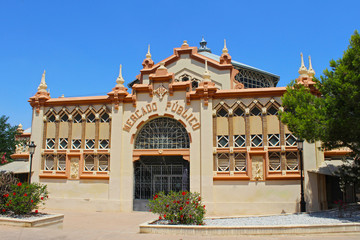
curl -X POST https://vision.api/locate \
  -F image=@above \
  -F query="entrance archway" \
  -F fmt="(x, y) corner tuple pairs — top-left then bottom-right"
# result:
(133, 117), (190, 211)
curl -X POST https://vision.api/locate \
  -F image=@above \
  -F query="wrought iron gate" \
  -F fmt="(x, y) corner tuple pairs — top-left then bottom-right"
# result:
(133, 156), (189, 211)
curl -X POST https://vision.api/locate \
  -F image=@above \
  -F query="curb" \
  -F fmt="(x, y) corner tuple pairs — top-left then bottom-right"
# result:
(139, 221), (360, 235)
(0, 213), (64, 227)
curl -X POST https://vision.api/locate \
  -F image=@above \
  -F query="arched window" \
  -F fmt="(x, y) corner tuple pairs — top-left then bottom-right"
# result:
(135, 117), (189, 149)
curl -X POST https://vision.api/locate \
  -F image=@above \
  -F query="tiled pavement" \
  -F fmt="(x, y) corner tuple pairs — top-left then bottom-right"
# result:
(0, 209), (359, 240)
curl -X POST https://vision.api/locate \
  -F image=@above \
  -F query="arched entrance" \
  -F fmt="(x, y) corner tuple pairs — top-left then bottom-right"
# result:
(133, 117), (190, 211)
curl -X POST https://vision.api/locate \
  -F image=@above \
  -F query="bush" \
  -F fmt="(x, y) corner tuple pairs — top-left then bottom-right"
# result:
(0, 171), (18, 208)
(1, 182), (48, 215)
(148, 191), (206, 225)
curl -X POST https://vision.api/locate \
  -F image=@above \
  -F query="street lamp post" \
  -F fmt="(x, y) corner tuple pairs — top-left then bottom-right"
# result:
(297, 139), (306, 212)
(28, 141), (36, 184)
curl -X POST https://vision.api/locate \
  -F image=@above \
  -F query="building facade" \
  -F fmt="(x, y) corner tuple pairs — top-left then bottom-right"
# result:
(28, 39), (332, 215)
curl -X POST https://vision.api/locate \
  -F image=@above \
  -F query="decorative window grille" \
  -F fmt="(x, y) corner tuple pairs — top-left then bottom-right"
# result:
(285, 134), (297, 146)
(84, 155), (95, 171)
(251, 134), (263, 147)
(267, 106), (278, 115)
(217, 135), (229, 148)
(46, 138), (55, 149)
(72, 139), (81, 149)
(269, 152), (281, 171)
(233, 107), (244, 116)
(217, 153), (230, 171)
(250, 106), (261, 116)
(135, 117), (190, 149)
(191, 80), (199, 89)
(234, 153), (246, 172)
(234, 135), (246, 147)
(47, 114), (56, 122)
(44, 155), (55, 170)
(85, 139), (95, 149)
(286, 152), (299, 170)
(268, 134), (280, 147)
(87, 113), (96, 123)
(100, 112), (110, 123)
(98, 155), (109, 171)
(216, 107), (228, 117)
(59, 138), (68, 149)
(60, 113), (69, 122)
(234, 67), (276, 89)
(57, 154), (66, 171)
(73, 113), (82, 123)
(99, 139), (109, 149)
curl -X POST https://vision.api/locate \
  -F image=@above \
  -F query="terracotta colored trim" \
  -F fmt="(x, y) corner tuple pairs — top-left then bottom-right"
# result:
(44, 150), (55, 153)
(164, 113), (174, 118)
(213, 175), (251, 181)
(97, 150), (109, 153)
(10, 153), (29, 159)
(39, 173), (67, 179)
(324, 150), (352, 156)
(133, 149), (190, 161)
(148, 114), (159, 119)
(212, 88), (287, 99)
(265, 174), (301, 180)
(67, 152), (81, 156)
(79, 173), (110, 180)
(131, 134), (135, 144)
(136, 120), (145, 129)
(248, 150), (267, 155)
(45, 96), (112, 106)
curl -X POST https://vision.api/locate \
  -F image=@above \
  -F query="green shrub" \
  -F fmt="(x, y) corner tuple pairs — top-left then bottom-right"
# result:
(1, 182), (48, 215)
(148, 191), (206, 225)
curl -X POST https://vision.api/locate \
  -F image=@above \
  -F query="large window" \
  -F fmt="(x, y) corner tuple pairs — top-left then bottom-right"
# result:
(135, 117), (189, 149)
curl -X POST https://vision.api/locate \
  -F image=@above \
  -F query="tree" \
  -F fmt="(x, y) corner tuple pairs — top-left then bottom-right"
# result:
(279, 30), (360, 191)
(0, 115), (18, 164)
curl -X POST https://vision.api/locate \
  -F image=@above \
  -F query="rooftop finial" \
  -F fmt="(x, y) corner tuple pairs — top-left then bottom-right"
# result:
(116, 64), (125, 87)
(198, 36), (211, 53)
(37, 70), (48, 92)
(146, 44), (152, 59)
(222, 39), (228, 54)
(182, 40), (189, 48)
(203, 60), (211, 81)
(158, 62), (167, 70)
(307, 55), (315, 77)
(298, 53), (308, 76)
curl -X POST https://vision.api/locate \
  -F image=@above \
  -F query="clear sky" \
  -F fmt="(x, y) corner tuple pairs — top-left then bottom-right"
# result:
(0, 0), (359, 129)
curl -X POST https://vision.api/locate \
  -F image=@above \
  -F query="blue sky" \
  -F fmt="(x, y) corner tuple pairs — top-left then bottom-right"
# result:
(0, 0), (359, 129)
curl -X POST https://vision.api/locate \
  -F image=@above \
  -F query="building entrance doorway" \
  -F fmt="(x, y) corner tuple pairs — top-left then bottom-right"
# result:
(133, 155), (189, 211)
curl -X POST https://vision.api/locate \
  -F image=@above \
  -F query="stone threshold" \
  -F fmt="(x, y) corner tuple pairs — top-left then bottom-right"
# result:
(139, 220), (360, 235)
(0, 213), (64, 227)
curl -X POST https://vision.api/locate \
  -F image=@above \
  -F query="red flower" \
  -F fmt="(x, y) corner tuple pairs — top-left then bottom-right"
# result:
(198, 197), (201, 201)
(180, 215), (183, 218)
(13, 192), (16, 196)
(149, 209), (151, 212)
(166, 205), (169, 208)
(203, 205), (206, 209)
(182, 192), (186, 196)
(4, 194), (9, 198)
(31, 200), (34, 203)
(159, 216), (162, 220)
(17, 182), (22, 187)
(2, 209), (5, 212)
(180, 207), (183, 210)
(163, 214), (166, 218)
(177, 201), (180, 204)
(171, 220), (173, 223)
(41, 197), (44, 200)
(6, 204), (9, 206)
(173, 200), (176, 203)
(189, 215), (192, 218)
(186, 201), (189, 205)
(35, 210), (38, 214)
(24, 193), (27, 197)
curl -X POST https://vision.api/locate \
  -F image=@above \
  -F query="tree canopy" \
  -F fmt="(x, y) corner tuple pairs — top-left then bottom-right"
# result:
(279, 30), (360, 189)
(0, 115), (18, 163)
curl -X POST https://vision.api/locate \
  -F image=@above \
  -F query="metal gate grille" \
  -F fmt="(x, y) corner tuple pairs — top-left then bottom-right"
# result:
(134, 156), (189, 200)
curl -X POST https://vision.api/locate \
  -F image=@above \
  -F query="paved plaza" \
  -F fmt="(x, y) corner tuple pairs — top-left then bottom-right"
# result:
(0, 209), (359, 240)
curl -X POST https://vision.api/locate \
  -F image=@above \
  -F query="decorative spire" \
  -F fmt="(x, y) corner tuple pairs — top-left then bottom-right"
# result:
(198, 36), (211, 53)
(222, 39), (228, 54)
(158, 62), (167, 70)
(37, 70), (48, 92)
(146, 44), (151, 59)
(307, 55), (315, 77)
(17, 123), (23, 133)
(116, 64), (125, 87)
(298, 53), (308, 76)
(203, 60), (211, 81)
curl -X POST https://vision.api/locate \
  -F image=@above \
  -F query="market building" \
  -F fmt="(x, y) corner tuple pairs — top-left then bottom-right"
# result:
(24, 38), (349, 215)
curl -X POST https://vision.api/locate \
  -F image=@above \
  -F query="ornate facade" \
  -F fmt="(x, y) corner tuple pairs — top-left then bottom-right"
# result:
(27, 39), (341, 215)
